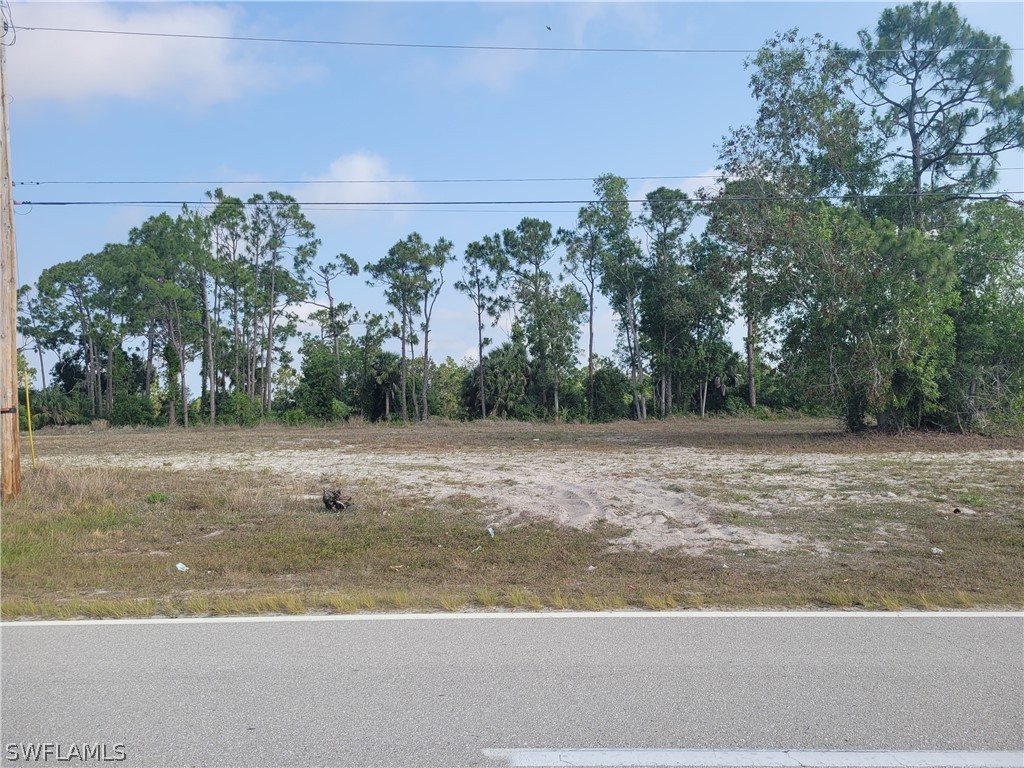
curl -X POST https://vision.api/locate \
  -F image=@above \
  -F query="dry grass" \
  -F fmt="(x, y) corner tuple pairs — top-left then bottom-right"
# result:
(32, 416), (1024, 456)
(2, 419), (1022, 619)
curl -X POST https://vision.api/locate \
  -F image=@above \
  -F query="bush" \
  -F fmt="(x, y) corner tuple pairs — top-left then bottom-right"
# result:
(330, 399), (351, 422)
(219, 391), (262, 427)
(110, 392), (157, 427)
(591, 367), (631, 422)
(26, 387), (82, 428)
(277, 408), (308, 426)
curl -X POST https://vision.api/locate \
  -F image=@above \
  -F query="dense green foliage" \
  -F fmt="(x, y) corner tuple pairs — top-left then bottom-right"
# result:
(16, 3), (1024, 433)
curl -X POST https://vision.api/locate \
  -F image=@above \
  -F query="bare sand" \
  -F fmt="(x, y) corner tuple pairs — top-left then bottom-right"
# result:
(52, 440), (1021, 554)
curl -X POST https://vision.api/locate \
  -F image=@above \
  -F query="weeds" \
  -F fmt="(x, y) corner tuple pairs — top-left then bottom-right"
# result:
(474, 588), (499, 608)
(438, 594), (467, 612)
(3, 420), (1022, 619)
(506, 587), (532, 608)
(642, 594), (678, 611)
(879, 594), (902, 611)
(547, 591), (569, 610)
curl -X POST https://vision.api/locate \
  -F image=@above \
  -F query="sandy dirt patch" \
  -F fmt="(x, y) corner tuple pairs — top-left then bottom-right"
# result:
(52, 441), (1021, 554)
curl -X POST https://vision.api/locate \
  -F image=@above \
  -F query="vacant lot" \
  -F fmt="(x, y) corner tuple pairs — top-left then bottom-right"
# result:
(2, 418), (1022, 617)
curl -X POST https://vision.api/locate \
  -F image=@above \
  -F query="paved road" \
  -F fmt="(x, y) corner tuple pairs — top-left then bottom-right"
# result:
(2, 613), (1021, 767)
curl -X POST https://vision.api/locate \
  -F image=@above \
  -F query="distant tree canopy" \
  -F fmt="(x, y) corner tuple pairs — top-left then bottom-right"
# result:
(18, 3), (1024, 434)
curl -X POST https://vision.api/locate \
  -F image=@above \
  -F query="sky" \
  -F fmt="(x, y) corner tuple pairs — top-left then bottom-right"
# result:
(7, 0), (1024, 388)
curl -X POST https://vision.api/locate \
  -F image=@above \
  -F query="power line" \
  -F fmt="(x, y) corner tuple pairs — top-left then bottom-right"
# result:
(14, 169), (1024, 188)
(13, 174), (722, 187)
(15, 193), (1023, 208)
(13, 202), (591, 214)
(304, 207), (584, 214)
(14, 25), (1024, 54)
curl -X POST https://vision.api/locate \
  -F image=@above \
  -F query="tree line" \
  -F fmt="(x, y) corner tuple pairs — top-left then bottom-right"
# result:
(16, 2), (1024, 433)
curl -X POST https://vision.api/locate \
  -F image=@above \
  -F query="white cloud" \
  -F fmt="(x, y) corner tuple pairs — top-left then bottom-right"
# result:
(565, 4), (665, 49)
(564, 4), (606, 48)
(289, 151), (421, 242)
(8, 2), (314, 107)
(293, 151), (419, 207)
(448, 5), (680, 92)
(635, 166), (722, 202)
(451, 17), (540, 91)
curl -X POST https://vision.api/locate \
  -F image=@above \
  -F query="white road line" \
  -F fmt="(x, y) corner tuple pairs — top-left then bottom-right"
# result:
(481, 749), (1024, 768)
(1, 611), (1021, 627)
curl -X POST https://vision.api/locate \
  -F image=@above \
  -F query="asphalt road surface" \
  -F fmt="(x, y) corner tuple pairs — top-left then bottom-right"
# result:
(2, 612), (1021, 767)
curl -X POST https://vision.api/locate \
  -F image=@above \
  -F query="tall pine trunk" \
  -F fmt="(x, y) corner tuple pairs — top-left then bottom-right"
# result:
(409, 343), (420, 421)
(232, 283), (240, 394)
(36, 345), (46, 389)
(106, 345), (114, 418)
(421, 329), (430, 421)
(746, 262), (757, 408)
(477, 313), (487, 418)
(180, 363), (189, 428)
(144, 323), (155, 397)
(746, 313), (756, 408)
(625, 300), (645, 420)
(586, 287), (594, 421)
(399, 310), (408, 423)
(263, 264), (277, 414)
(553, 371), (560, 423)
(201, 269), (216, 425)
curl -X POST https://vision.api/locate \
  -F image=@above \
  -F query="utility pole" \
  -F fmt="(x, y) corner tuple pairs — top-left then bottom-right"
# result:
(0, 38), (21, 501)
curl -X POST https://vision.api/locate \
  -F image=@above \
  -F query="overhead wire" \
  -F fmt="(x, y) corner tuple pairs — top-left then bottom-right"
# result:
(15, 192), (1024, 208)
(12, 25), (1024, 54)
(14, 169), (1024, 187)
(9, 22), (1022, 212)
(14, 174), (724, 187)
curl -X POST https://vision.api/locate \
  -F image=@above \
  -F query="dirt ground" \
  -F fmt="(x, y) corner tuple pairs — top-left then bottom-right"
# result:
(38, 417), (1023, 555)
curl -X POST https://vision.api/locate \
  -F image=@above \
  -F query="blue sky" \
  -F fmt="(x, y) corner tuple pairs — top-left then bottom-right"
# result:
(8, 1), (1024, 386)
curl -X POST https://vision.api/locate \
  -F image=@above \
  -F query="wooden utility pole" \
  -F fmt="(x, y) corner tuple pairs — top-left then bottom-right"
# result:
(0, 40), (21, 501)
